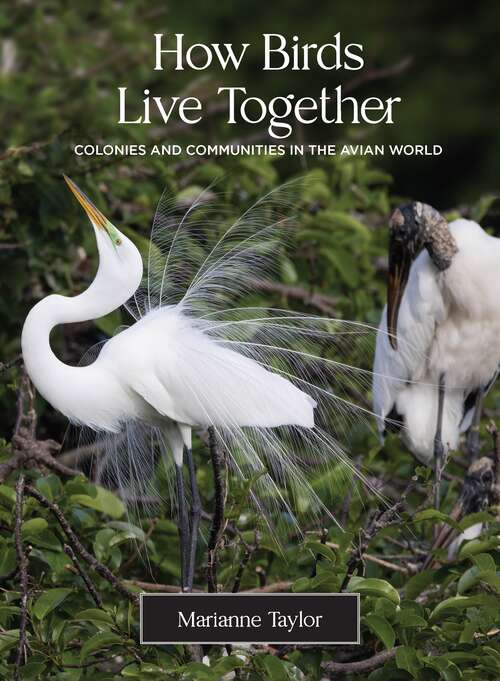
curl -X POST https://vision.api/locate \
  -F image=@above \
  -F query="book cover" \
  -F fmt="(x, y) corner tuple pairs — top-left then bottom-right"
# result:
(1, 3), (498, 679)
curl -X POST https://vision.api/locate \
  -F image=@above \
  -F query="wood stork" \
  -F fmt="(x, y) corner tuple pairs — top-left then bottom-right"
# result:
(373, 202), (500, 506)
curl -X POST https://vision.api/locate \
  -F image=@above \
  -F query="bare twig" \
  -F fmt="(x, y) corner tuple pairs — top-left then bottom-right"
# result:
(125, 579), (200, 593)
(206, 427), (226, 593)
(0, 138), (52, 161)
(326, 542), (412, 575)
(246, 581), (293, 593)
(232, 532), (260, 593)
(340, 480), (415, 591)
(0, 354), (22, 372)
(343, 56), (413, 94)
(25, 485), (138, 606)
(125, 578), (293, 594)
(250, 279), (338, 316)
(14, 475), (29, 679)
(64, 544), (103, 608)
(0, 371), (78, 483)
(321, 647), (399, 677)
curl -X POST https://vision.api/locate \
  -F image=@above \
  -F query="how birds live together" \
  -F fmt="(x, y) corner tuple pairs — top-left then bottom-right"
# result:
(21, 179), (498, 589)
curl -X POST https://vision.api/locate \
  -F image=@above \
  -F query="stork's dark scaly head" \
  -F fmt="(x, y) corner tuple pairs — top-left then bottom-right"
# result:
(387, 202), (457, 350)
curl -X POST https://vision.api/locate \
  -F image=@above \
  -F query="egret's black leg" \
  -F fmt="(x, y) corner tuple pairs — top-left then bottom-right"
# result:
(466, 388), (484, 461)
(185, 447), (202, 592)
(175, 463), (189, 590)
(434, 373), (446, 509)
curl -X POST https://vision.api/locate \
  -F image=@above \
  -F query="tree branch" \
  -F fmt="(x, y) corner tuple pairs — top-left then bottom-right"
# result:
(14, 474), (29, 680)
(64, 544), (103, 608)
(0, 370), (78, 483)
(250, 279), (338, 316)
(206, 427), (226, 593)
(322, 647), (398, 677)
(340, 479), (415, 591)
(25, 485), (138, 606)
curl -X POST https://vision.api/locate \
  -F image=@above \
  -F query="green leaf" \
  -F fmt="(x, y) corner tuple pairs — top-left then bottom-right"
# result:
(15, 660), (46, 678)
(457, 554), (497, 594)
(21, 517), (48, 534)
(212, 655), (245, 675)
(35, 475), (62, 501)
(74, 608), (114, 626)
(107, 521), (146, 542)
(396, 611), (427, 628)
(181, 662), (217, 681)
(429, 595), (488, 622)
(23, 528), (62, 551)
(70, 486), (125, 519)
(80, 631), (123, 660)
(260, 654), (289, 679)
(0, 484), (15, 508)
(458, 511), (495, 530)
(0, 630), (22, 655)
(33, 588), (72, 620)
(404, 570), (436, 600)
(395, 646), (422, 678)
(304, 540), (336, 563)
(364, 613), (395, 649)
(326, 210), (371, 238)
(413, 509), (461, 530)
(424, 656), (463, 681)
(458, 537), (500, 558)
(109, 530), (142, 548)
(0, 548), (16, 577)
(348, 577), (400, 604)
(319, 247), (360, 287)
(471, 553), (496, 572)
(292, 577), (310, 592)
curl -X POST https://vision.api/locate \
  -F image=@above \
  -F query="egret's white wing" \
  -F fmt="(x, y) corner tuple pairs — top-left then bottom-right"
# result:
(127, 310), (316, 429)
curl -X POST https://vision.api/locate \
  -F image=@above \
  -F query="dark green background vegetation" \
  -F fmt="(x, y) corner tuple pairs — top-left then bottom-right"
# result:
(0, 2), (499, 679)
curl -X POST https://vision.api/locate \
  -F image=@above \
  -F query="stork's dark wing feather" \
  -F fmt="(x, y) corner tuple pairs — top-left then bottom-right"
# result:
(460, 366), (499, 432)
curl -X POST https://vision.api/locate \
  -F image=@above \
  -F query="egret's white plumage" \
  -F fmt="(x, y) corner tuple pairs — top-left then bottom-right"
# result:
(22, 177), (384, 548)
(374, 216), (500, 463)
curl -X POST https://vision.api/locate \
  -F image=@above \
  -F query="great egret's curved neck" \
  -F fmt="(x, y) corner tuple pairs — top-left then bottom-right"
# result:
(21, 232), (143, 424)
(21, 288), (125, 420)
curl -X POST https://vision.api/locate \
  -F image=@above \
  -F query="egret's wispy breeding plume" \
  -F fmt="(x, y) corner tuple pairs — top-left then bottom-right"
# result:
(23, 176), (392, 590)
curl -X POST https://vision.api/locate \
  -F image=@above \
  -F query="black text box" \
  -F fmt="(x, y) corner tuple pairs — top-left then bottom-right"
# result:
(140, 593), (360, 644)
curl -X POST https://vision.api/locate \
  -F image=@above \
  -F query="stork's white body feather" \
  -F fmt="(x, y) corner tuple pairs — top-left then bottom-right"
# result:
(373, 218), (500, 463)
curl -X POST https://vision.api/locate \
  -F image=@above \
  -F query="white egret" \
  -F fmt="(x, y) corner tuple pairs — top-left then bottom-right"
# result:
(373, 202), (500, 506)
(22, 176), (381, 590)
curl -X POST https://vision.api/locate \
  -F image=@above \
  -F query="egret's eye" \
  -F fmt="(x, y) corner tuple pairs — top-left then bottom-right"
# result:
(115, 238), (122, 246)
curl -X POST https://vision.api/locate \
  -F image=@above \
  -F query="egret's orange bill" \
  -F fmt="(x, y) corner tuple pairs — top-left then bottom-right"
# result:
(63, 175), (108, 230)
